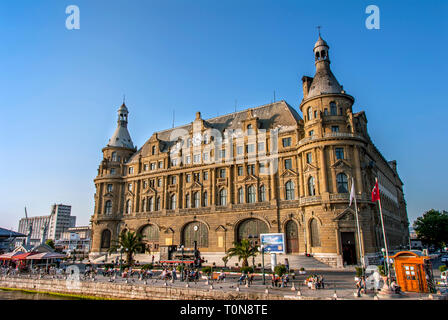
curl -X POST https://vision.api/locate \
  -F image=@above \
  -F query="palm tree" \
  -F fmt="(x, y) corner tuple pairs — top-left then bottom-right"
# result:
(226, 239), (259, 268)
(109, 231), (145, 266)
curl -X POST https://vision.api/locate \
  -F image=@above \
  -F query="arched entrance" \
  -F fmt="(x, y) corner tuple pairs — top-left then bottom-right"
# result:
(285, 220), (299, 253)
(182, 221), (208, 248)
(236, 218), (269, 246)
(139, 224), (160, 253)
(100, 229), (111, 249)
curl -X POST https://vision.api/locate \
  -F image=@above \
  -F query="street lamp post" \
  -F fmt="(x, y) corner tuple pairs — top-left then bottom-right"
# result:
(248, 235), (256, 269)
(381, 248), (388, 285)
(119, 246), (123, 276)
(180, 245), (185, 282)
(260, 245), (266, 285)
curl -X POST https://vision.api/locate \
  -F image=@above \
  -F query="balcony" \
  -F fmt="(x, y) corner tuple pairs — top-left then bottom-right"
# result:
(299, 196), (322, 205)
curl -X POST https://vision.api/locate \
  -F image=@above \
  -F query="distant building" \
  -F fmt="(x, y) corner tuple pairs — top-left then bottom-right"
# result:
(57, 226), (91, 253)
(17, 204), (75, 247)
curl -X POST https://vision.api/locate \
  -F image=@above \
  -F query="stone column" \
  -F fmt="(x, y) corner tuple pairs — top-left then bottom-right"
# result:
(319, 146), (328, 193)
(353, 145), (363, 194)
(330, 146), (337, 193)
(298, 154), (305, 197)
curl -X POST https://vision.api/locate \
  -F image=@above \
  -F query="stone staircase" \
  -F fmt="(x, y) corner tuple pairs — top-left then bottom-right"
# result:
(281, 254), (332, 270)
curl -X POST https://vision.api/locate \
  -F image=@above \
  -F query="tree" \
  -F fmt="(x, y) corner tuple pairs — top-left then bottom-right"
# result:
(45, 239), (55, 249)
(109, 231), (145, 266)
(226, 239), (258, 268)
(222, 255), (229, 268)
(413, 209), (448, 250)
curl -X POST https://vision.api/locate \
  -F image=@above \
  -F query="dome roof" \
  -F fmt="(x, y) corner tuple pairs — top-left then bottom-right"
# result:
(314, 36), (328, 49)
(118, 103), (128, 113)
(306, 67), (343, 99)
(107, 126), (134, 149)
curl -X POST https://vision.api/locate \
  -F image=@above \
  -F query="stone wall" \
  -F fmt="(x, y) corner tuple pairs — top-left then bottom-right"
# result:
(0, 276), (284, 300)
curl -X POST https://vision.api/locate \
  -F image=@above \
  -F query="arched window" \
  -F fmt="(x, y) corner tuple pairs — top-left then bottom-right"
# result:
(185, 193), (190, 208)
(259, 185), (266, 202)
(219, 189), (227, 206)
(203, 192), (208, 207)
(156, 197), (161, 211)
(100, 229), (111, 249)
(139, 225), (159, 242)
(151, 145), (156, 155)
(247, 185), (256, 203)
(330, 102), (337, 115)
(237, 219), (269, 243)
(182, 221), (208, 248)
(148, 197), (154, 211)
(111, 152), (117, 161)
(125, 200), (132, 214)
(193, 192), (200, 208)
(238, 187), (244, 204)
(308, 177), (316, 196)
(285, 181), (295, 200)
(337, 173), (349, 193)
(307, 107), (312, 120)
(170, 194), (176, 210)
(310, 219), (321, 247)
(104, 200), (112, 215)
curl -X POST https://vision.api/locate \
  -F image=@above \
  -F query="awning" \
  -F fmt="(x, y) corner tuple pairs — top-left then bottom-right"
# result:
(11, 252), (38, 260)
(26, 252), (66, 260)
(0, 251), (24, 260)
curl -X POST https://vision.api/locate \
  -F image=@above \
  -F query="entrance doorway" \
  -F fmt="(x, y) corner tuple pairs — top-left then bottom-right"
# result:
(402, 264), (421, 292)
(285, 220), (299, 253)
(341, 232), (357, 265)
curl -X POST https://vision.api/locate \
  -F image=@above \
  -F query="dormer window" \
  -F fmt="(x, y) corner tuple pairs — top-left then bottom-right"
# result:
(247, 124), (254, 135)
(128, 167), (134, 174)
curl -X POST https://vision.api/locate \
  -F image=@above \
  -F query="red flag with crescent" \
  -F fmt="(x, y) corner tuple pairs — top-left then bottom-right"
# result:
(371, 180), (380, 202)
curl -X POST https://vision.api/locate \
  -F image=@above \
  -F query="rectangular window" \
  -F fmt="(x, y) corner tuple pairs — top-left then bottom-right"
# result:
(128, 167), (134, 174)
(220, 149), (226, 158)
(284, 159), (292, 170)
(107, 184), (113, 192)
(157, 179), (162, 187)
(128, 183), (132, 191)
(185, 156), (191, 164)
(219, 169), (226, 178)
(186, 174), (191, 183)
(259, 162), (267, 174)
(203, 152), (209, 161)
(247, 164), (255, 175)
(237, 146), (243, 155)
(306, 152), (312, 164)
(203, 171), (208, 180)
(246, 144), (255, 153)
(110, 168), (115, 175)
(282, 137), (292, 147)
(257, 142), (265, 151)
(158, 161), (163, 169)
(150, 163), (156, 170)
(335, 148), (344, 160)
(143, 181), (147, 189)
(150, 180), (154, 187)
(171, 176), (177, 184)
(309, 130), (314, 137)
(238, 166), (243, 176)
(144, 164), (149, 171)
(194, 173), (200, 181)
(194, 154), (201, 163)
(331, 126), (339, 133)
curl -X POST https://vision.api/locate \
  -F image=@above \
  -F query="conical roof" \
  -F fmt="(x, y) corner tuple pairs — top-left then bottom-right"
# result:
(306, 67), (343, 99)
(107, 125), (134, 149)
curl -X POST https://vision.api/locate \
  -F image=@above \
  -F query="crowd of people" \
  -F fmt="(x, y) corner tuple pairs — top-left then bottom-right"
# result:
(304, 274), (325, 289)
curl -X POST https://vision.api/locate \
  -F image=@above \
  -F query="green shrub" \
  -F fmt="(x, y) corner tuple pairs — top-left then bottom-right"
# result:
(299, 267), (305, 271)
(240, 266), (254, 274)
(201, 266), (213, 275)
(439, 265), (447, 272)
(355, 267), (364, 277)
(141, 264), (153, 270)
(274, 265), (287, 277)
(377, 265), (386, 276)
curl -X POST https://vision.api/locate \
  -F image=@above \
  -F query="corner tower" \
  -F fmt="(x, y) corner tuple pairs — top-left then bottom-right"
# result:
(90, 102), (137, 259)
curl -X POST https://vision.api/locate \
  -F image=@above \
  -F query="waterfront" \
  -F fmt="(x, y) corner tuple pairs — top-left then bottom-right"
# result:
(0, 288), (78, 300)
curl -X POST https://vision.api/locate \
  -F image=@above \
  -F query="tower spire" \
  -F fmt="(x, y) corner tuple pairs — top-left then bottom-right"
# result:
(106, 101), (135, 149)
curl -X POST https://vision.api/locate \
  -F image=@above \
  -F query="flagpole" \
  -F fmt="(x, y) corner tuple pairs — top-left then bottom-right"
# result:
(352, 178), (365, 273)
(376, 177), (391, 286)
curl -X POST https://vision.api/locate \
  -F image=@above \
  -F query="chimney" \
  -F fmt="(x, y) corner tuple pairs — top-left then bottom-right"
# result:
(302, 76), (313, 99)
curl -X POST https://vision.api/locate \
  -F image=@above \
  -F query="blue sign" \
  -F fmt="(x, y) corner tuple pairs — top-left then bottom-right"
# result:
(260, 233), (285, 254)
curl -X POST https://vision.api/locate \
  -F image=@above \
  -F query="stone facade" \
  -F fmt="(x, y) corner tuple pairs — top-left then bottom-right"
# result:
(89, 36), (409, 268)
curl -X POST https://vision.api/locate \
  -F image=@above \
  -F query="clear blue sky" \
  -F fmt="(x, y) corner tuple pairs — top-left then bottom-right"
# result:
(0, 0), (446, 230)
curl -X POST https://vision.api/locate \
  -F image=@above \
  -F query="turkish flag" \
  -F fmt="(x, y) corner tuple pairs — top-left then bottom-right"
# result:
(371, 180), (380, 202)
